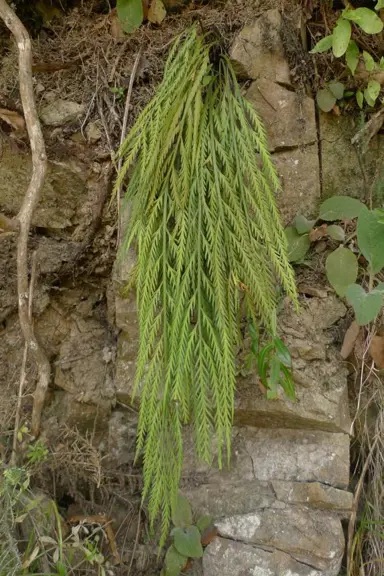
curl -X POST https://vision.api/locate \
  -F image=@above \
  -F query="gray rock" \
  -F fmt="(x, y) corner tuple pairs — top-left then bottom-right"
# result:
(271, 481), (353, 517)
(235, 296), (350, 434)
(246, 78), (316, 151)
(44, 390), (111, 433)
(320, 112), (384, 200)
(0, 143), (87, 230)
(203, 538), (324, 576)
(273, 144), (320, 225)
(85, 121), (102, 143)
(230, 9), (291, 85)
(233, 427), (349, 489)
(216, 506), (344, 573)
(105, 410), (137, 465)
(235, 355), (350, 433)
(54, 316), (115, 404)
(40, 99), (85, 126)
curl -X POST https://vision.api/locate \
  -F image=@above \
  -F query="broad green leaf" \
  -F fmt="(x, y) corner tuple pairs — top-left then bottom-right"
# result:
(172, 494), (192, 528)
(357, 206), (384, 273)
(274, 338), (292, 367)
(319, 196), (365, 221)
(327, 224), (345, 241)
(375, 281), (384, 293)
(285, 227), (311, 262)
(356, 89), (364, 109)
(196, 515), (213, 534)
(346, 284), (383, 326)
(257, 343), (274, 387)
(364, 80), (381, 107)
(376, 0), (384, 9)
(280, 365), (296, 401)
(375, 207), (384, 223)
(363, 50), (375, 72)
(267, 355), (281, 399)
(310, 35), (333, 53)
(164, 545), (187, 576)
(346, 40), (360, 75)
(333, 18), (351, 57)
(328, 81), (345, 100)
(342, 8), (384, 34)
(294, 214), (315, 235)
(316, 88), (336, 112)
(117, 0), (143, 33)
(325, 246), (358, 296)
(173, 526), (203, 559)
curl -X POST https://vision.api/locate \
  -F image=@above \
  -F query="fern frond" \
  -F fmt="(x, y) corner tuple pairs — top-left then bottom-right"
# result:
(117, 26), (298, 544)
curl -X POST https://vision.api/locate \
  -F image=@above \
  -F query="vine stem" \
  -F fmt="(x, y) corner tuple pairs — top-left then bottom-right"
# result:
(0, 0), (50, 438)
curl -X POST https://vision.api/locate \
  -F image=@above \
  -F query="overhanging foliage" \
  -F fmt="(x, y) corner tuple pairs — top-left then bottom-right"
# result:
(116, 26), (297, 542)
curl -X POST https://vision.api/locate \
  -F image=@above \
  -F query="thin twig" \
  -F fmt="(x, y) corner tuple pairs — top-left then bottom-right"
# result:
(0, 0), (51, 438)
(116, 48), (142, 246)
(10, 252), (38, 466)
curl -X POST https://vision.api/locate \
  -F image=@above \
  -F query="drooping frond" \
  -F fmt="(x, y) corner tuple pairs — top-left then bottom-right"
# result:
(117, 26), (297, 544)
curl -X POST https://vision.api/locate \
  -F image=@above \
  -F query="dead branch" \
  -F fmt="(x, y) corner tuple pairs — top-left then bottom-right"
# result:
(0, 0), (50, 438)
(11, 252), (38, 466)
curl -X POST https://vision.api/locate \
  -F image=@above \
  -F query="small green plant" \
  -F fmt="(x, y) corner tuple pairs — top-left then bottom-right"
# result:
(286, 195), (384, 326)
(26, 439), (49, 466)
(311, 3), (383, 110)
(248, 323), (295, 401)
(161, 494), (213, 576)
(109, 86), (125, 99)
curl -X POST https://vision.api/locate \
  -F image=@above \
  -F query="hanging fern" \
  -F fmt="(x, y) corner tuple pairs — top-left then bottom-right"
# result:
(116, 26), (297, 542)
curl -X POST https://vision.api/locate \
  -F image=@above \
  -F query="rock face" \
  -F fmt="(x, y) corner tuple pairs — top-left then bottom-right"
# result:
(231, 10), (320, 226)
(320, 112), (384, 199)
(230, 9), (291, 85)
(40, 99), (85, 126)
(0, 142), (88, 230)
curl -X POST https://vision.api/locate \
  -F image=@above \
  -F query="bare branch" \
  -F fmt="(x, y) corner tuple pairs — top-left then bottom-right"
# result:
(0, 0), (50, 437)
(11, 251), (38, 466)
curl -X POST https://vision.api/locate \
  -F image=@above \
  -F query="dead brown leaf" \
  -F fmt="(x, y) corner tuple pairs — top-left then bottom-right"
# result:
(148, 0), (166, 24)
(340, 321), (360, 360)
(309, 224), (328, 242)
(110, 12), (125, 39)
(0, 108), (25, 131)
(370, 335), (384, 369)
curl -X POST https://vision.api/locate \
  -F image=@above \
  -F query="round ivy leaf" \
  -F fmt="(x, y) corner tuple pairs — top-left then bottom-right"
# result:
(171, 494), (192, 528)
(325, 246), (358, 297)
(164, 545), (188, 576)
(285, 226), (311, 262)
(117, 0), (144, 33)
(319, 196), (364, 221)
(294, 214), (315, 235)
(327, 224), (345, 241)
(346, 284), (383, 326)
(328, 82), (345, 100)
(316, 88), (336, 112)
(173, 526), (203, 559)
